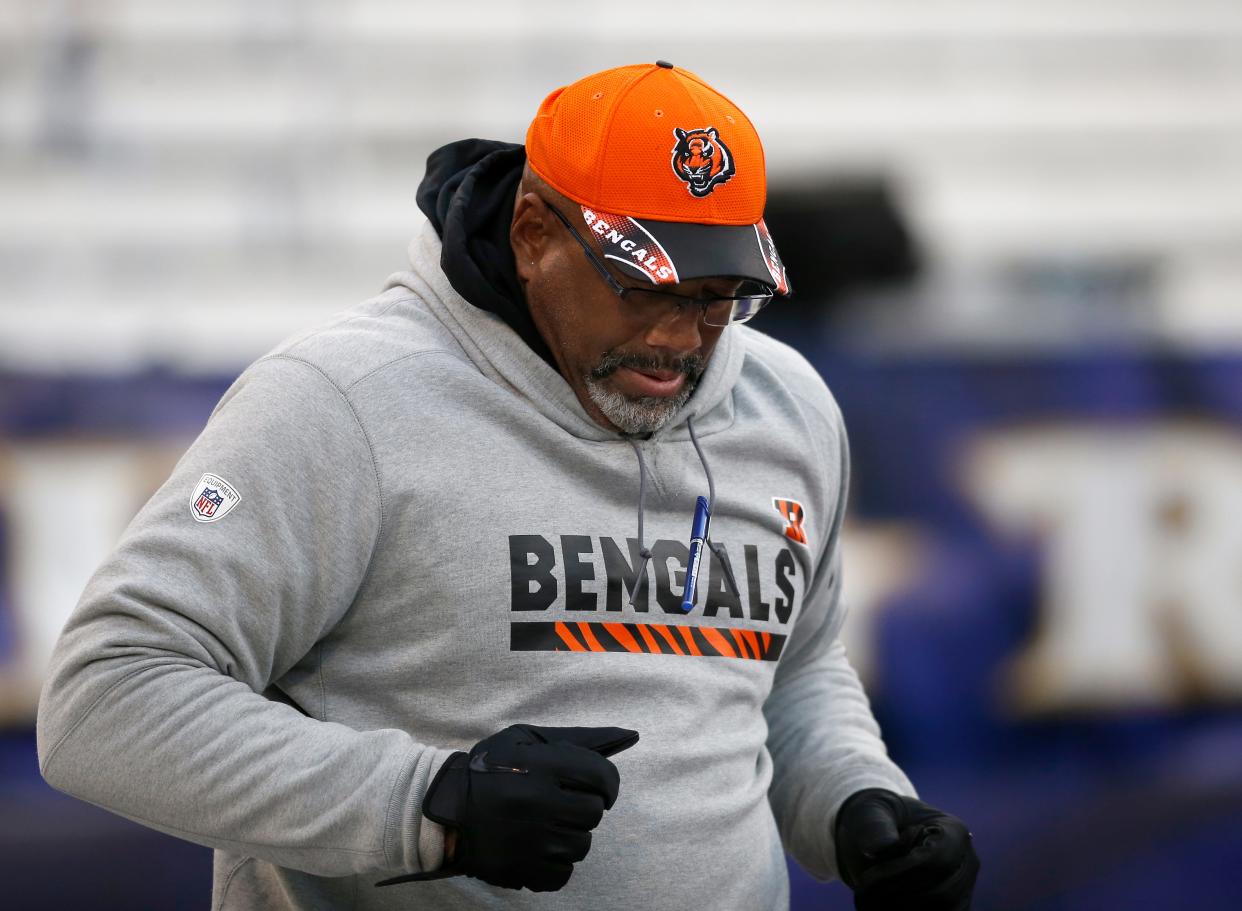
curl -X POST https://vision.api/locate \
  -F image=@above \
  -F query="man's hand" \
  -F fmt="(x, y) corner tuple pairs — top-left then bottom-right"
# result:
(377, 723), (639, 892)
(834, 788), (979, 911)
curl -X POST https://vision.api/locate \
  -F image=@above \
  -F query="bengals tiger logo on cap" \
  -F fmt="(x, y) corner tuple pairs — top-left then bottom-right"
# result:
(671, 127), (736, 198)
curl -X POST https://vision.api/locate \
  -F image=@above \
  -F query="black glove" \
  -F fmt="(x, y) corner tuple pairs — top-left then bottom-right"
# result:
(834, 787), (979, 911)
(376, 723), (639, 892)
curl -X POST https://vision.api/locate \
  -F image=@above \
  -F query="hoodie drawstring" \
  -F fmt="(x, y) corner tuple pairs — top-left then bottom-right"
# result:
(627, 438), (655, 607)
(687, 416), (741, 600)
(627, 417), (740, 609)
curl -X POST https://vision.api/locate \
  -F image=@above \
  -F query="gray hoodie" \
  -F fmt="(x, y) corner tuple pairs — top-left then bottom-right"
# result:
(37, 219), (914, 910)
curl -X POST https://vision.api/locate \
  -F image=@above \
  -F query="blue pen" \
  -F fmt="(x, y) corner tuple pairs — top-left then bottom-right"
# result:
(681, 496), (712, 612)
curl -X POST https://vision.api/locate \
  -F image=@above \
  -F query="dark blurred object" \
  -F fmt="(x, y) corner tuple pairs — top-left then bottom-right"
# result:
(759, 178), (921, 343)
(2, 730), (211, 911)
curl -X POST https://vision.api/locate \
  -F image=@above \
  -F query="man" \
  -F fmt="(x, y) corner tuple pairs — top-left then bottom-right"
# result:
(37, 62), (977, 909)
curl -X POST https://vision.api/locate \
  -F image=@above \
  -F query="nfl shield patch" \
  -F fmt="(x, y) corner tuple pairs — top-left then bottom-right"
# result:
(191, 473), (241, 523)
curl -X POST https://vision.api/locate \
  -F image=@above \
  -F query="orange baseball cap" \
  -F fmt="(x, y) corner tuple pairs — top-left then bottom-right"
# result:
(525, 61), (790, 295)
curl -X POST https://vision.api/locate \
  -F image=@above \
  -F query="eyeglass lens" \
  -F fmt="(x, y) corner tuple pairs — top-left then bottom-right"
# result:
(622, 290), (740, 327)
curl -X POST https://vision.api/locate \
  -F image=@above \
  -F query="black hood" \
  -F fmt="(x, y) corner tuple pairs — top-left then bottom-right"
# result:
(416, 139), (555, 368)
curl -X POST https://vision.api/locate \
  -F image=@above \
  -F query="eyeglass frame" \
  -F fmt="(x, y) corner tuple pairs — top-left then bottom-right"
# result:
(541, 202), (774, 327)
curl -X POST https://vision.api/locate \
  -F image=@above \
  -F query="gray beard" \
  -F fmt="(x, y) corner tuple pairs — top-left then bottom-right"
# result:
(583, 349), (705, 434)
(584, 376), (697, 434)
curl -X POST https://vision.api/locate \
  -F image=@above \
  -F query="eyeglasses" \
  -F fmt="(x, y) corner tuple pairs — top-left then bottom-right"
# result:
(543, 203), (773, 327)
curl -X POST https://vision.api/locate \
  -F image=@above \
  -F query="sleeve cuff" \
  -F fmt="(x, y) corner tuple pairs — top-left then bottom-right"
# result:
(417, 815), (447, 872)
(392, 745), (458, 875)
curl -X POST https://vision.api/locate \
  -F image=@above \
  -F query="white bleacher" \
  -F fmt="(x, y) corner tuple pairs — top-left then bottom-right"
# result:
(2, 0), (1241, 369)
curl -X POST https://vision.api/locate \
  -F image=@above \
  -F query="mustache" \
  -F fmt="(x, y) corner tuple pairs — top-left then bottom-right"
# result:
(589, 350), (706, 382)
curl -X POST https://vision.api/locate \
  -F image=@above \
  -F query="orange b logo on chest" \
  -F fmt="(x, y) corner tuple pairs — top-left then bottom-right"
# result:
(772, 498), (808, 546)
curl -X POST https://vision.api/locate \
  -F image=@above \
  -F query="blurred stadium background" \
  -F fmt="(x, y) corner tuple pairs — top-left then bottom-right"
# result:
(3, 1), (1242, 908)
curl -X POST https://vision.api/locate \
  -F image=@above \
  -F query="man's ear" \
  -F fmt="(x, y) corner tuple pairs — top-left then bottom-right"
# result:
(511, 192), (554, 283)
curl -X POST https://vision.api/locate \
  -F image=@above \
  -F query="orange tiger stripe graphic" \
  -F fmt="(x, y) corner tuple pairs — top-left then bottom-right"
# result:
(603, 622), (644, 653)
(512, 621), (788, 662)
(655, 624), (685, 655)
(554, 621), (587, 652)
(677, 626), (703, 657)
(636, 623), (662, 654)
(700, 627), (736, 658)
(576, 621), (606, 652)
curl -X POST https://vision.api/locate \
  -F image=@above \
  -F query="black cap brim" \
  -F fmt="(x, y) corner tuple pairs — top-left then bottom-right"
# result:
(579, 206), (791, 295)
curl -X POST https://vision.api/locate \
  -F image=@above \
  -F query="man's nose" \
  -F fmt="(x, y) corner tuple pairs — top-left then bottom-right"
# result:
(642, 302), (703, 353)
